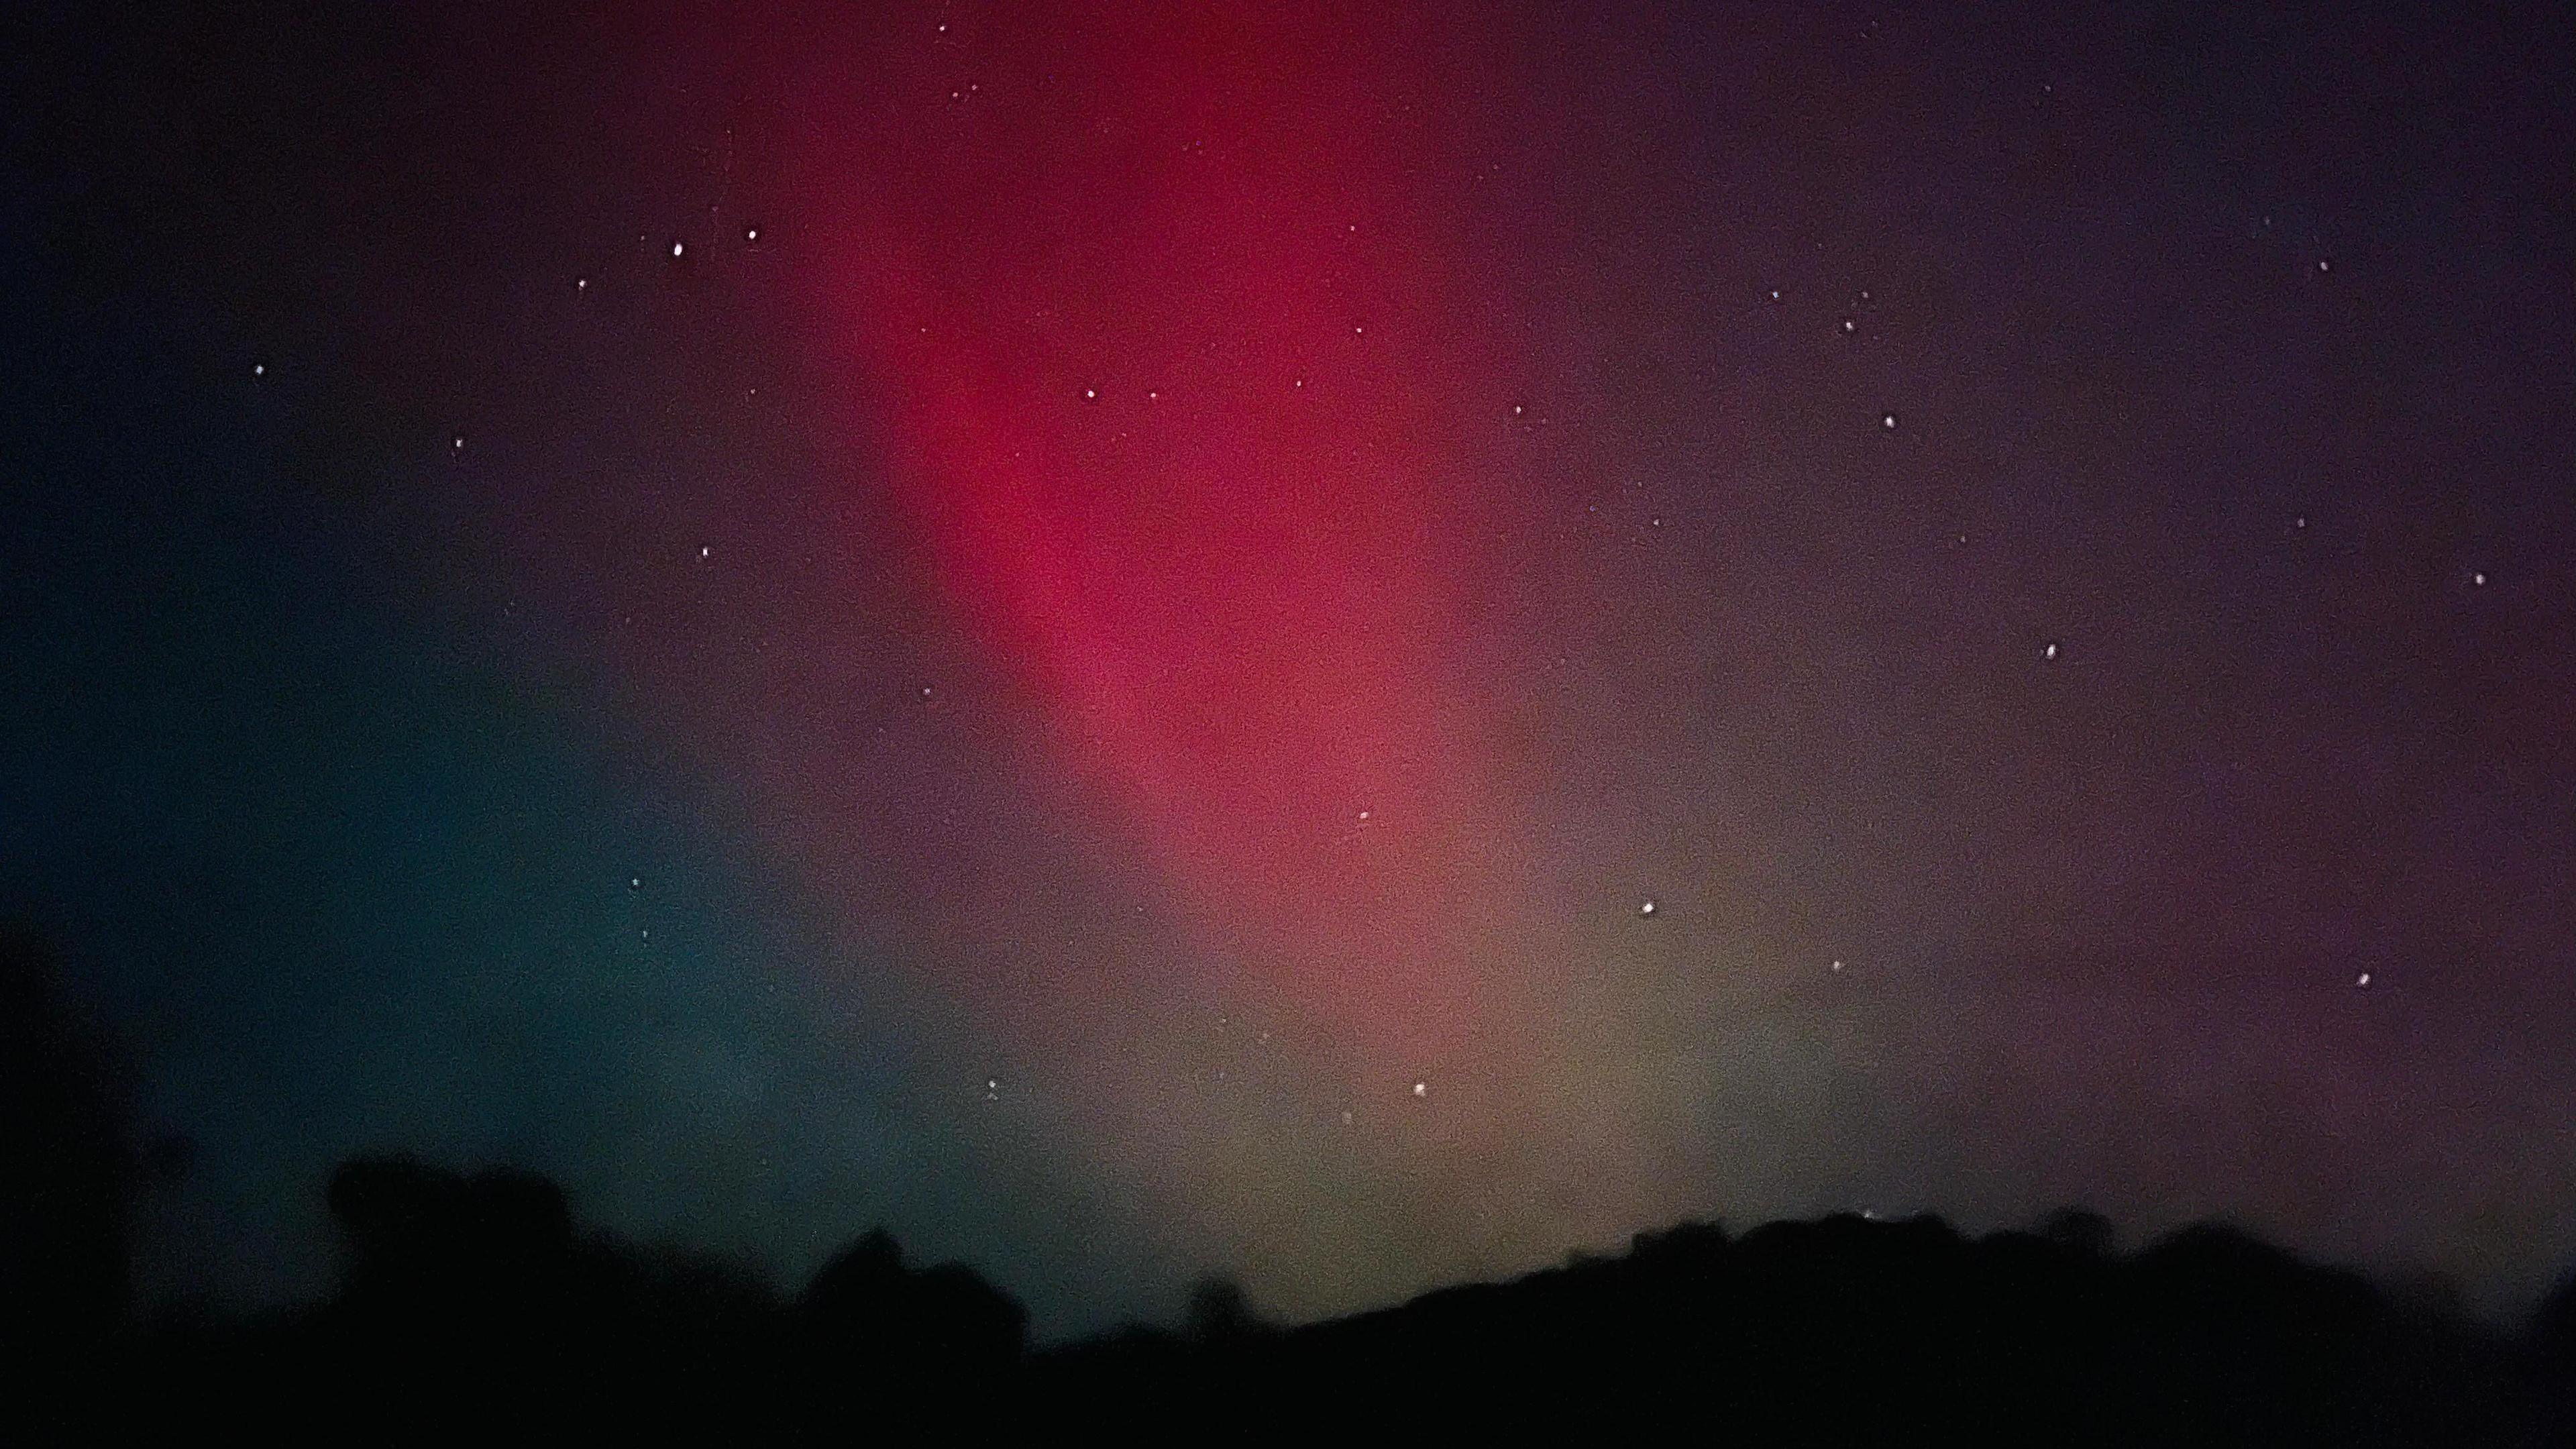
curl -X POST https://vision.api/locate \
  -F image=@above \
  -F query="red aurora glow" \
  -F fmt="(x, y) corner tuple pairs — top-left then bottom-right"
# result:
(813, 4), (1550, 1051)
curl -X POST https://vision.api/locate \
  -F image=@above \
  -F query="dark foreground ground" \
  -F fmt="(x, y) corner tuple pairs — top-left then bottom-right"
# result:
(11, 924), (2576, 1446)
(8, 1152), (2576, 1446)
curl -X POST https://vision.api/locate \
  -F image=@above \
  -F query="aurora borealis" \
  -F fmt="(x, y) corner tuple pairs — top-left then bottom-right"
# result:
(7, 2), (2573, 1337)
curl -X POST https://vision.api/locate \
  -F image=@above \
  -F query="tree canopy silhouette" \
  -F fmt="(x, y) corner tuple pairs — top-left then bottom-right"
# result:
(5, 1129), (2571, 1444)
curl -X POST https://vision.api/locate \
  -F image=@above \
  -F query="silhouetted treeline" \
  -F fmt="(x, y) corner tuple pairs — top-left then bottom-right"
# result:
(14, 928), (2576, 1442)
(1046, 1214), (2561, 1446)
(20, 1168), (2576, 1444)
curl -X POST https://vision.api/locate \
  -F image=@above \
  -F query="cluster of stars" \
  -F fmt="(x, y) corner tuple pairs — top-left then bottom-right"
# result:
(426, 95), (2461, 1116)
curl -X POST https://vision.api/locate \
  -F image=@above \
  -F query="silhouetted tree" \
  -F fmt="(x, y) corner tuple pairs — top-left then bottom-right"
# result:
(0, 926), (131, 1421)
(327, 1156), (576, 1306)
(791, 1224), (1026, 1431)
(1182, 1274), (1267, 1344)
(2037, 1205), (2116, 1256)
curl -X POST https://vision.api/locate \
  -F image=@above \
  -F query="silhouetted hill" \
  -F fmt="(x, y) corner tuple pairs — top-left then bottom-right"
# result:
(1038, 1214), (2551, 1446)
(5, 1118), (2576, 1441)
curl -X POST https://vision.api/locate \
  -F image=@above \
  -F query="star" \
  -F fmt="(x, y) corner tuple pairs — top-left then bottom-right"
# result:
(1831, 959), (1845, 973)
(2043, 641), (2060, 660)
(2472, 571), (2488, 586)
(1640, 899), (1657, 916)
(1882, 413), (1898, 429)
(252, 363), (265, 376)
(2357, 972), (2371, 987)
(672, 241), (685, 258)
(1411, 1081), (1428, 1097)
(745, 227), (758, 241)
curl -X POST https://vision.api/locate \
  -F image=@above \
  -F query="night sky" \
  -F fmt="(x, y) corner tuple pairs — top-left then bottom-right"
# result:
(7, 2), (2572, 1338)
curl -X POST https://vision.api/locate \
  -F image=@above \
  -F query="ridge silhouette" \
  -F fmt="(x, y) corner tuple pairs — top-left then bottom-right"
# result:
(9, 932), (2576, 1442)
